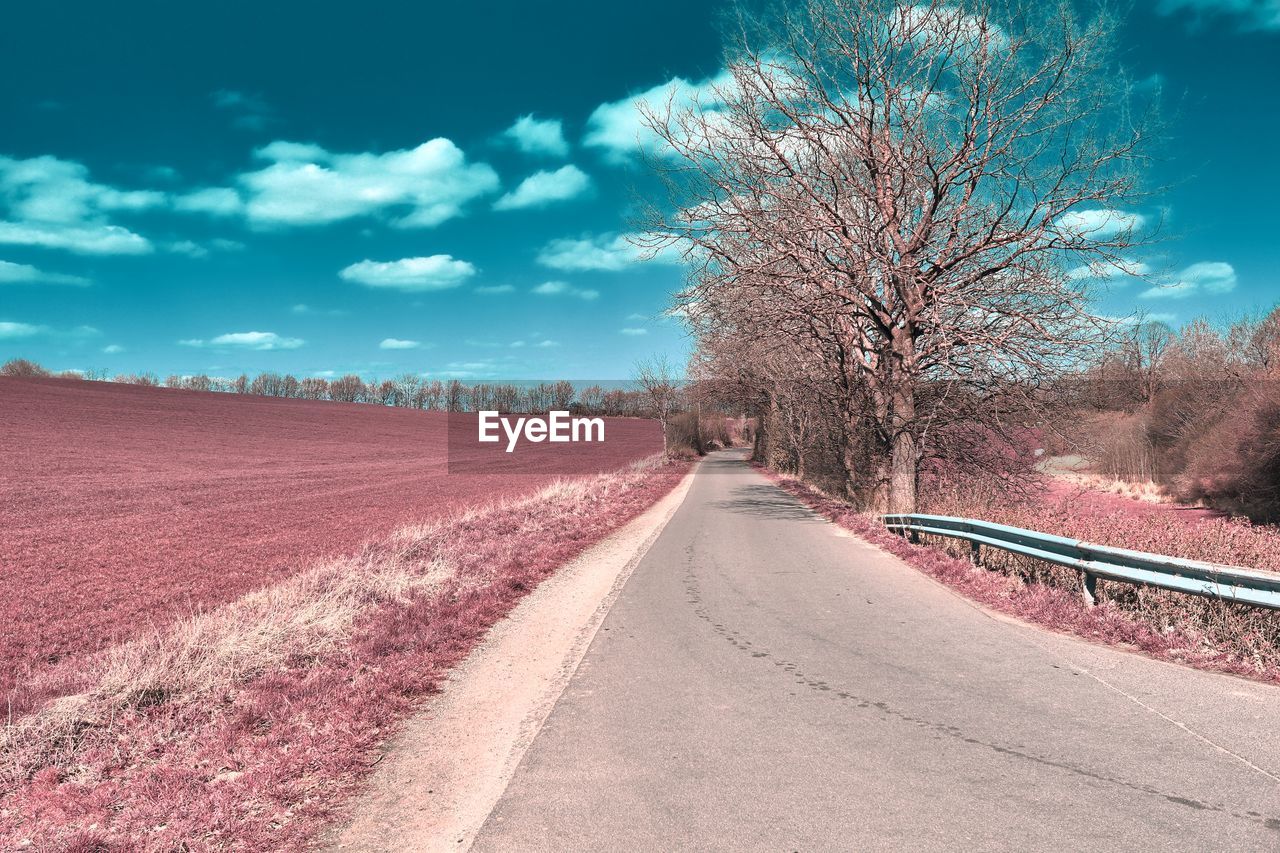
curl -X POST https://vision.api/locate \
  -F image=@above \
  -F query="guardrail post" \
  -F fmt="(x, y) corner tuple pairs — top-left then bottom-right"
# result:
(969, 540), (982, 567)
(908, 528), (920, 545)
(1080, 571), (1097, 607)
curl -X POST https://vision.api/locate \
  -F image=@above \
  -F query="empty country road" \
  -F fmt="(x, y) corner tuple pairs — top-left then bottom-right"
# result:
(472, 450), (1280, 852)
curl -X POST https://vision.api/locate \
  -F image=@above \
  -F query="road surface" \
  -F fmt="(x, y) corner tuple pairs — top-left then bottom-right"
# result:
(471, 450), (1280, 851)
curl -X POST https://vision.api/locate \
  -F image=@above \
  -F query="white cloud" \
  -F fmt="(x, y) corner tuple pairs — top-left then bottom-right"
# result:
(379, 338), (422, 350)
(0, 320), (44, 339)
(1180, 261), (1238, 292)
(1157, 0), (1280, 30)
(619, 327), (648, 336)
(1054, 209), (1147, 241)
(168, 240), (209, 258)
(493, 165), (591, 211)
(0, 221), (152, 255)
(174, 187), (243, 216)
(536, 339), (560, 348)
(1066, 259), (1152, 281)
(340, 255), (477, 292)
(584, 71), (734, 163)
(0, 259), (89, 285)
(102, 344), (124, 354)
(0, 155), (165, 222)
(532, 280), (599, 300)
(1140, 261), (1237, 300)
(500, 115), (570, 158)
(536, 232), (680, 272)
(181, 331), (305, 350)
(237, 138), (500, 228)
(1139, 281), (1197, 300)
(474, 284), (515, 295)
(164, 237), (242, 259)
(0, 155), (160, 255)
(897, 5), (1008, 52)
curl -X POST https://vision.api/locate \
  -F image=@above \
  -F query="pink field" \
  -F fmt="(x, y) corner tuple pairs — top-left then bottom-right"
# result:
(3, 449), (691, 849)
(0, 377), (661, 698)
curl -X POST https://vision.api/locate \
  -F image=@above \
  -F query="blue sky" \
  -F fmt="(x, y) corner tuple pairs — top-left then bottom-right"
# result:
(0, 1), (1276, 379)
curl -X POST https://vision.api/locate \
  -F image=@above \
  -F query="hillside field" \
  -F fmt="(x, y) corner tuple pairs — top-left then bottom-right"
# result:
(0, 377), (661, 699)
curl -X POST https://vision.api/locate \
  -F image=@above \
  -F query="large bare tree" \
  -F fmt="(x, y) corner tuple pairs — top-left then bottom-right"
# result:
(644, 0), (1155, 511)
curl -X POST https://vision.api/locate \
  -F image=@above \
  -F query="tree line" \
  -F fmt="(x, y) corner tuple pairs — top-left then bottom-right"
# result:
(0, 359), (670, 417)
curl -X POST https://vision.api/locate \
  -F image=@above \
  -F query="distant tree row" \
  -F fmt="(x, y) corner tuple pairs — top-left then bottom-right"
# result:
(0, 358), (671, 417)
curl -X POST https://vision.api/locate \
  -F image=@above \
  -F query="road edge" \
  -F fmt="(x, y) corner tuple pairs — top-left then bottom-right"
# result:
(328, 460), (701, 852)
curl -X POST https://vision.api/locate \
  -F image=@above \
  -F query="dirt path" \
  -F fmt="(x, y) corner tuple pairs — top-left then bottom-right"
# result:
(326, 462), (699, 852)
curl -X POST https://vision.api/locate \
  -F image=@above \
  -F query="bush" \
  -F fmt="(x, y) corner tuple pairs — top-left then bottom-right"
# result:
(1, 358), (51, 378)
(666, 411), (703, 455)
(1178, 384), (1280, 518)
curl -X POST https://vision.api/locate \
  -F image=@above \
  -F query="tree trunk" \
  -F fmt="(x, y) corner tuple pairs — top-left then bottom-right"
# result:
(888, 426), (918, 514)
(763, 391), (789, 470)
(887, 330), (920, 514)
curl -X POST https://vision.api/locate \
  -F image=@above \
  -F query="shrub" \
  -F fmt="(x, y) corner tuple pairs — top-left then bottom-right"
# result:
(666, 411), (703, 455)
(1179, 383), (1280, 518)
(0, 358), (50, 378)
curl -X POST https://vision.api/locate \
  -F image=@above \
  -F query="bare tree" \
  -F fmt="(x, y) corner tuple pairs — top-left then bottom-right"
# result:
(553, 380), (577, 411)
(299, 377), (329, 400)
(329, 374), (366, 403)
(186, 374), (213, 393)
(1126, 315), (1174, 404)
(635, 356), (682, 455)
(578, 384), (604, 414)
(643, 0), (1154, 511)
(445, 379), (468, 412)
(394, 373), (421, 408)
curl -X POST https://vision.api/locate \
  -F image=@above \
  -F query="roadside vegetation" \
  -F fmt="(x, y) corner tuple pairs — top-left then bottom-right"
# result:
(632, 0), (1278, 680)
(0, 454), (691, 850)
(1065, 310), (1280, 520)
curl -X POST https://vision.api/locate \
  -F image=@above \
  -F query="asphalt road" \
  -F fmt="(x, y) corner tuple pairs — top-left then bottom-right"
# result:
(472, 450), (1280, 851)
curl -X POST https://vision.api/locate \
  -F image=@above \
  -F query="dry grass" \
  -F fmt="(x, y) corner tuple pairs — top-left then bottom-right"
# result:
(1, 454), (686, 850)
(1038, 454), (1170, 504)
(3, 547), (453, 784)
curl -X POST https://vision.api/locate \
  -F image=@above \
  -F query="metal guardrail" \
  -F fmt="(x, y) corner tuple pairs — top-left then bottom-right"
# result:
(882, 513), (1280, 610)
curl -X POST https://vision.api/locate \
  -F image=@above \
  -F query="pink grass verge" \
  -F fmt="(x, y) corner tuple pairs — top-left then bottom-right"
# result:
(1, 459), (691, 851)
(755, 464), (1280, 689)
